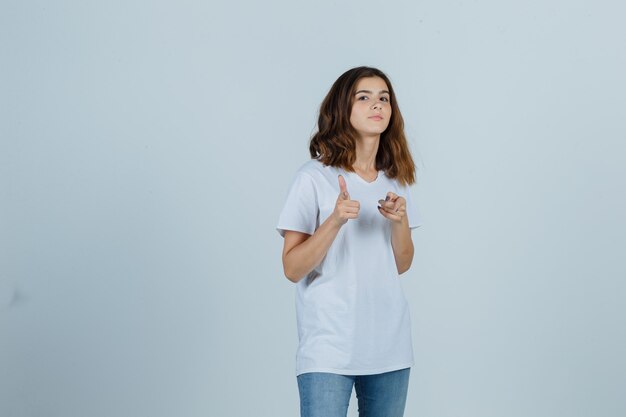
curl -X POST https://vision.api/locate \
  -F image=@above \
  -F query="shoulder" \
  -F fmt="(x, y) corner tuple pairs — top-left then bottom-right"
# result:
(294, 159), (334, 180)
(297, 159), (327, 173)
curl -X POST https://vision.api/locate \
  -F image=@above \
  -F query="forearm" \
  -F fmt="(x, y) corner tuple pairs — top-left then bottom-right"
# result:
(284, 217), (343, 282)
(391, 216), (414, 275)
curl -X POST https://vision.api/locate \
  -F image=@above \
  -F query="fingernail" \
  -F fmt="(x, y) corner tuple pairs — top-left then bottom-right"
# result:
(385, 196), (389, 201)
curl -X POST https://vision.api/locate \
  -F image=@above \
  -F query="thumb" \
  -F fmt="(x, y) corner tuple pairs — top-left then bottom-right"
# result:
(338, 175), (349, 200)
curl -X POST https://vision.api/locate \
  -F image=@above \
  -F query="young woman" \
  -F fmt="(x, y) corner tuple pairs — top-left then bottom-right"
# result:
(276, 66), (422, 417)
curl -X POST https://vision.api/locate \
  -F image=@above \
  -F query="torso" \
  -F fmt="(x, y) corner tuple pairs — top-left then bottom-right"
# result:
(288, 159), (414, 376)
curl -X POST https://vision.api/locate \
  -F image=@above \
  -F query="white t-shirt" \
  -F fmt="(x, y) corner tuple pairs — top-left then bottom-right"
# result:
(277, 159), (422, 376)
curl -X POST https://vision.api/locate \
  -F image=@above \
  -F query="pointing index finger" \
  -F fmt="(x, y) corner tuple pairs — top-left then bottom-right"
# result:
(338, 175), (349, 199)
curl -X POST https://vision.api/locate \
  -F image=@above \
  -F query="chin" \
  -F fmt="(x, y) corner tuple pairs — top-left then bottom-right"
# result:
(355, 126), (388, 137)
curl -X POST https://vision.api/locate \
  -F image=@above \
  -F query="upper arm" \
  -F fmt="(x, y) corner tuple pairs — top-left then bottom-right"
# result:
(282, 230), (311, 264)
(276, 171), (318, 238)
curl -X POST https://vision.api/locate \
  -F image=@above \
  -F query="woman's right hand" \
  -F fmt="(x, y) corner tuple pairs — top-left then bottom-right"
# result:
(332, 175), (360, 226)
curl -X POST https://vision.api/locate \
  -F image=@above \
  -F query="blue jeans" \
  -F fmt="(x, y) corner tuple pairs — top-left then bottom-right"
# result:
(297, 368), (410, 417)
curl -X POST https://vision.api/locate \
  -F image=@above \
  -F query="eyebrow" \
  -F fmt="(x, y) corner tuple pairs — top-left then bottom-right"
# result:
(354, 89), (390, 95)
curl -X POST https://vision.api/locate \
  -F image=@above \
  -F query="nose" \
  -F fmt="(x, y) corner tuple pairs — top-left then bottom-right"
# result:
(371, 100), (384, 110)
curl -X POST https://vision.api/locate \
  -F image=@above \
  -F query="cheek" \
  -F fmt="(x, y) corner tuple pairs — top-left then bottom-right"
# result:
(350, 105), (363, 121)
(349, 110), (356, 125)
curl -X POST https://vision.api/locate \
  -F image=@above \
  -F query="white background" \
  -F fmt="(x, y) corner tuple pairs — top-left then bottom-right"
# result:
(1, 0), (625, 416)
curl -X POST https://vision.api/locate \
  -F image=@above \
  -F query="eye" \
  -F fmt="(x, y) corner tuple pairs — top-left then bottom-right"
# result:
(381, 96), (390, 102)
(357, 96), (368, 100)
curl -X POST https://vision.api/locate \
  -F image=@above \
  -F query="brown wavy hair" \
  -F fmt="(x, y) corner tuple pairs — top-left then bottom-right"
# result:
(309, 66), (416, 186)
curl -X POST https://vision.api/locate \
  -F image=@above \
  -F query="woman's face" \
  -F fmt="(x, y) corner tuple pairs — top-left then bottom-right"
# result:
(349, 76), (392, 139)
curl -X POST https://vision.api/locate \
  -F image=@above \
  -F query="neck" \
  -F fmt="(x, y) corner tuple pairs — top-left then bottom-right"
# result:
(353, 134), (380, 172)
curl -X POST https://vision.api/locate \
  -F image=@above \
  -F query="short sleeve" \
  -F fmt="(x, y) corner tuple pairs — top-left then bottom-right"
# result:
(276, 171), (319, 238)
(404, 186), (423, 230)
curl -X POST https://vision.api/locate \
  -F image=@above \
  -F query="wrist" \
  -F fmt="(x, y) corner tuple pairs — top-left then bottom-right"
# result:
(327, 213), (345, 229)
(391, 215), (409, 230)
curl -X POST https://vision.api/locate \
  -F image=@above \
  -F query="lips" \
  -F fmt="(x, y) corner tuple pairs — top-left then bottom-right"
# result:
(369, 115), (383, 121)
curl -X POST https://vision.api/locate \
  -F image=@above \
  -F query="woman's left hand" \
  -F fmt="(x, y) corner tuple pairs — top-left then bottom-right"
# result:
(378, 192), (406, 223)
